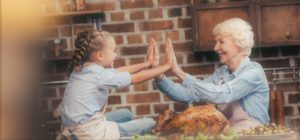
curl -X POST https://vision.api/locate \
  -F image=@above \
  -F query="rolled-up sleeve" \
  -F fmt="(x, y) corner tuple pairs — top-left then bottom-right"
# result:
(156, 76), (194, 103)
(156, 69), (264, 104)
(96, 68), (131, 89)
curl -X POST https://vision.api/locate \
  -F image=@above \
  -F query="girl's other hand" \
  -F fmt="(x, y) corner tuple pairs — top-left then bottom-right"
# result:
(146, 39), (155, 66)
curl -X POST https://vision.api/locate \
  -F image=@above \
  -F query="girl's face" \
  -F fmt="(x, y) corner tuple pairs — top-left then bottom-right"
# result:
(214, 34), (242, 65)
(100, 38), (117, 68)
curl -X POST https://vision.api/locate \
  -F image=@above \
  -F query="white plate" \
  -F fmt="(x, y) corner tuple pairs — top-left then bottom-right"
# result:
(238, 131), (296, 140)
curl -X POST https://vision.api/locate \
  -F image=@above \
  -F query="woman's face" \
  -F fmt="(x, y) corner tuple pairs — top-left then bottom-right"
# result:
(214, 34), (242, 65)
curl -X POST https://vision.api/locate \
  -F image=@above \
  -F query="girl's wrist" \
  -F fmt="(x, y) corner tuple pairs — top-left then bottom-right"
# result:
(173, 66), (181, 74)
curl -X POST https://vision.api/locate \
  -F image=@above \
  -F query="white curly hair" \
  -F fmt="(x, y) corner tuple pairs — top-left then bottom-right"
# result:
(213, 18), (254, 56)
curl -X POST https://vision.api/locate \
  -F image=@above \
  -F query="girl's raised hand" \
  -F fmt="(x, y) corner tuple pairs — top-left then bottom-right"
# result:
(146, 38), (155, 66)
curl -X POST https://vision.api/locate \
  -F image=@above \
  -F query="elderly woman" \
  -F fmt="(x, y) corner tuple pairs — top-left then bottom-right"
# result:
(155, 18), (269, 132)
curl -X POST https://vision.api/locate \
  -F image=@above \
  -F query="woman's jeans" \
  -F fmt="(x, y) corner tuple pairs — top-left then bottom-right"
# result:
(105, 109), (155, 137)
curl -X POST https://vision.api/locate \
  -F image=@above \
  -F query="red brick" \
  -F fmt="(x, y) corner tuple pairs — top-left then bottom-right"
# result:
(116, 87), (130, 93)
(288, 94), (300, 104)
(130, 11), (145, 20)
(108, 95), (121, 105)
(182, 64), (215, 75)
(103, 23), (134, 33)
(121, 45), (147, 56)
(158, 0), (191, 6)
(42, 27), (59, 38)
(295, 58), (300, 67)
(86, 2), (116, 11)
(257, 59), (290, 68)
(136, 105), (151, 115)
(276, 83), (300, 92)
(166, 31), (180, 41)
(114, 58), (126, 67)
(163, 95), (172, 102)
(178, 18), (192, 28)
(129, 57), (145, 65)
(153, 104), (170, 114)
(111, 12), (125, 21)
(127, 34), (143, 44)
(60, 26), (71, 36)
(168, 8), (182, 17)
(148, 9), (163, 19)
(186, 6), (192, 16)
(160, 42), (193, 53)
(120, 0), (153, 9)
(140, 20), (173, 31)
(174, 102), (188, 112)
(51, 99), (62, 110)
(289, 118), (300, 130)
(74, 25), (95, 35)
(134, 82), (148, 91)
(126, 92), (160, 103)
(42, 88), (56, 98)
(284, 106), (294, 116)
(185, 29), (193, 40)
(146, 32), (163, 42)
(187, 53), (204, 63)
(114, 35), (124, 45)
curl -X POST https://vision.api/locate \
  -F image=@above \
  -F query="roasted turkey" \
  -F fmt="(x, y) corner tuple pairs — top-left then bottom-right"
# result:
(152, 105), (230, 136)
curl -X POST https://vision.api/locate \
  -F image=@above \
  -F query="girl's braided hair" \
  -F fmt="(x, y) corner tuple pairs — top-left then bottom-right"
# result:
(68, 30), (113, 76)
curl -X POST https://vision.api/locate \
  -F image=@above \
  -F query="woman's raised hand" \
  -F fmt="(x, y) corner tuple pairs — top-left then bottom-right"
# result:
(168, 39), (185, 80)
(151, 39), (160, 68)
(169, 39), (180, 74)
(164, 38), (173, 68)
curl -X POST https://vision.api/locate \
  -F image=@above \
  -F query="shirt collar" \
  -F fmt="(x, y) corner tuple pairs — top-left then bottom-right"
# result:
(82, 62), (104, 72)
(232, 56), (250, 77)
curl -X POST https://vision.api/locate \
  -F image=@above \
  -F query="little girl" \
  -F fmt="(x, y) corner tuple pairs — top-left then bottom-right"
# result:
(58, 30), (173, 139)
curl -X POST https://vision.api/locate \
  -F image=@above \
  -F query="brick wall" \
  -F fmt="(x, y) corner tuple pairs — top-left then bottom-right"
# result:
(39, 0), (300, 138)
